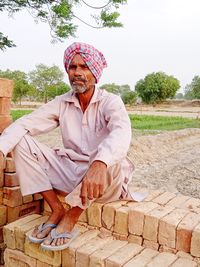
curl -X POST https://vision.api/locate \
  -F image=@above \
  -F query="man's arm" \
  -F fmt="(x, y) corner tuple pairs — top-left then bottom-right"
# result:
(0, 97), (61, 156)
(80, 94), (132, 205)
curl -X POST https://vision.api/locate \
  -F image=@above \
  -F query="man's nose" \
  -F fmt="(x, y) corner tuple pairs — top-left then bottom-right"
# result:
(74, 66), (83, 76)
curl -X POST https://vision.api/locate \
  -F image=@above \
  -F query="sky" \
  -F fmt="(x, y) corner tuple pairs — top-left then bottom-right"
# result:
(1, 0), (200, 92)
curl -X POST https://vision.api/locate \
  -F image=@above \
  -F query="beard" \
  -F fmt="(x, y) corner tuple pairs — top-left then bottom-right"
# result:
(71, 83), (88, 93)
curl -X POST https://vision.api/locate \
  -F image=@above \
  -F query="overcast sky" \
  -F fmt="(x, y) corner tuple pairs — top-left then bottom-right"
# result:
(1, 0), (200, 92)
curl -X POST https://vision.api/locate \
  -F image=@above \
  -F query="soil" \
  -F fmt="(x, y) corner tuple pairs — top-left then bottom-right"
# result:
(36, 127), (200, 200)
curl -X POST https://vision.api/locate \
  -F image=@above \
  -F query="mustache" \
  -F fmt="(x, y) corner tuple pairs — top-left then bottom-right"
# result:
(71, 77), (87, 83)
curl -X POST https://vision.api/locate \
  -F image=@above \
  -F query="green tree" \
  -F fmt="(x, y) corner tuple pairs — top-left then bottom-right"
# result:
(47, 82), (70, 99)
(184, 76), (200, 99)
(135, 72), (180, 104)
(100, 83), (121, 94)
(29, 64), (65, 103)
(0, 69), (33, 105)
(0, 0), (127, 50)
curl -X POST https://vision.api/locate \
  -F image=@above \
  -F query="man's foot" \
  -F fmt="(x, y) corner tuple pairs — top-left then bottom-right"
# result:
(42, 206), (83, 247)
(31, 205), (65, 240)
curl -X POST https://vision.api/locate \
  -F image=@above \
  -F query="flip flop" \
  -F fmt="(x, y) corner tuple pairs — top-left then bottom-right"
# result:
(27, 223), (57, 243)
(41, 228), (80, 251)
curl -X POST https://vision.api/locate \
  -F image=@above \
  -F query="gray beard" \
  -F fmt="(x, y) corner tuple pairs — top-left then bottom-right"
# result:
(71, 84), (87, 93)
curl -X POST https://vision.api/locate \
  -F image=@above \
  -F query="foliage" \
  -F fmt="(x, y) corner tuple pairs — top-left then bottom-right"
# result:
(184, 76), (200, 99)
(0, 69), (34, 104)
(129, 114), (200, 131)
(100, 83), (137, 105)
(135, 72), (180, 104)
(29, 64), (64, 103)
(11, 109), (33, 121)
(47, 82), (70, 99)
(0, 0), (127, 50)
(175, 92), (184, 99)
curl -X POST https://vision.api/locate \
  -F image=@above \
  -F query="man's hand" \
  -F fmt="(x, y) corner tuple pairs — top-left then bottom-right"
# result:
(0, 151), (5, 170)
(80, 160), (108, 206)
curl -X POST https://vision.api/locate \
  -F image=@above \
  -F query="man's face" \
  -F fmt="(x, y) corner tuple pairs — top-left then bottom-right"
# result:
(68, 54), (96, 94)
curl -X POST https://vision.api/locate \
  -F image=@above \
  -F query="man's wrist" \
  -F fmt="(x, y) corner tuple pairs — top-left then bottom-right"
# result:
(91, 160), (107, 168)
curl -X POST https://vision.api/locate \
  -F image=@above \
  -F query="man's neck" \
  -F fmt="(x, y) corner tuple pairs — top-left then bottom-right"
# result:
(77, 86), (95, 112)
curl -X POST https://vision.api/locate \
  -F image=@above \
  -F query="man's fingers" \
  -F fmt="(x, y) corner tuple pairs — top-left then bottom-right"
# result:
(80, 182), (87, 206)
(87, 183), (93, 200)
(99, 184), (104, 197)
(93, 185), (99, 198)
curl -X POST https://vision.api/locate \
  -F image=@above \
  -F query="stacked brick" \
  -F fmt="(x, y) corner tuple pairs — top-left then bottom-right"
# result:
(3, 188), (200, 266)
(0, 79), (43, 265)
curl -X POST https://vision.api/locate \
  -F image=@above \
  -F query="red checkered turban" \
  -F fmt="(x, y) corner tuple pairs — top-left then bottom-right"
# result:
(63, 42), (107, 83)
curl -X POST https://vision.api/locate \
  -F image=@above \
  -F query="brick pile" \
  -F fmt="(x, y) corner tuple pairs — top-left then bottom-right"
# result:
(3, 188), (200, 266)
(0, 79), (43, 265)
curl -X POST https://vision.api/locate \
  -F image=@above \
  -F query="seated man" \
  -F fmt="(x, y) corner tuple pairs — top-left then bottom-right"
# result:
(0, 42), (134, 251)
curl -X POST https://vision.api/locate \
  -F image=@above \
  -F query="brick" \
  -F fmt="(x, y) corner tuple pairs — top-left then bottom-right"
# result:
(176, 212), (200, 252)
(62, 230), (100, 267)
(159, 245), (177, 254)
(23, 194), (33, 204)
(0, 189), (3, 205)
(4, 248), (37, 267)
(152, 192), (177, 205)
(106, 243), (144, 267)
(176, 251), (193, 260)
(0, 171), (3, 188)
(15, 215), (48, 251)
(143, 205), (174, 242)
(25, 241), (61, 267)
(102, 201), (125, 230)
(78, 209), (88, 223)
(146, 252), (178, 267)
(158, 208), (188, 248)
(5, 157), (16, 172)
(170, 258), (197, 267)
(123, 248), (159, 267)
(191, 222), (200, 257)
(0, 242), (6, 265)
(0, 205), (7, 226)
(128, 234), (143, 245)
(3, 214), (41, 249)
(37, 261), (53, 267)
(76, 237), (113, 267)
(113, 232), (128, 241)
(143, 239), (159, 251)
(167, 194), (190, 208)
(7, 200), (40, 223)
(0, 98), (11, 115)
(144, 189), (164, 202)
(128, 202), (159, 236)
(4, 173), (19, 187)
(87, 203), (104, 227)
(0, 115), (12, 133)
(34, 193), (43, 201)
(3, 186), (22, 207)
(89, 240), (127, 267)
(114, 206), (129, 235)
(0, 78), (14, 97)
(44, 200), (51, 213)
(180, 197), (200, 213)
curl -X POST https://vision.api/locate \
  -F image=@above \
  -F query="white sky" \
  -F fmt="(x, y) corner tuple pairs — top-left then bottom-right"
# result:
(1, 0), (200, 92)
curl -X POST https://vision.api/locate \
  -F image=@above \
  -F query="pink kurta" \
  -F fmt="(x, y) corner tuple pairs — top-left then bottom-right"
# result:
(0, 88), (134, 200)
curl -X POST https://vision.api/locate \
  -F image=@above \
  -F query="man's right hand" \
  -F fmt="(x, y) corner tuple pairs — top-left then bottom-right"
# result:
(0, 151), (5, 170)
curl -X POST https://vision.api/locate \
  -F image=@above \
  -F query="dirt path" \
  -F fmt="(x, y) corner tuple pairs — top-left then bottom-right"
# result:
(36, 128), (200, 199)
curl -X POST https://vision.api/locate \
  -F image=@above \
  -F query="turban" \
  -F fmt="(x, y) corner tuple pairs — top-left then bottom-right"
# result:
(63, 42), (107, 83)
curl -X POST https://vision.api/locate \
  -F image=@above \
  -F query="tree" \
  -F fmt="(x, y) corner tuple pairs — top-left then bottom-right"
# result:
(184, 76), (200, 99)
(135, 72), (180, 104)
(0, 0), (127, 50)
(100, 83), (121, 94)
(0, 69), (33, 105)
(29, 64), (65, 103)
(47, 82), (70, 99)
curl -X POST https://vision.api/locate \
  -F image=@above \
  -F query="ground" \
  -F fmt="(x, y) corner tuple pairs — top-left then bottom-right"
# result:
(34, 100), (200, 200)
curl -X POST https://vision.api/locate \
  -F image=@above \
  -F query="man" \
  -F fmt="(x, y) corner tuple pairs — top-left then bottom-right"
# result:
(0, 42), (134, 251)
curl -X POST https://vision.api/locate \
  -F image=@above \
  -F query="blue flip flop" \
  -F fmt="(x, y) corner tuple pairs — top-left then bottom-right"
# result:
(41, 228), (79, 251)
(28, 223), (57, 243)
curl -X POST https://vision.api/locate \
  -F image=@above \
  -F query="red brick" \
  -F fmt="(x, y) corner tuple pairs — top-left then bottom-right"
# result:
(7, 201), (41, 223)
(5, 157), (16, 173)
(4, 173), (19, 187)
(0, 205), (7, 226)
(0, 171), (3, 188)
(0, 189), (2, 205)
(0, 78), (14, 98)
(0, 98), (11, 115)
(0, 115), (12, 133)
(3, 186), (22, 207)
(0, 227), (3, 243)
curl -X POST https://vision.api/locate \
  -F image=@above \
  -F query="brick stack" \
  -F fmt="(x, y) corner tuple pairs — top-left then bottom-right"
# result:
(3, 188), (200, 266)
(0, 79), (42, 265)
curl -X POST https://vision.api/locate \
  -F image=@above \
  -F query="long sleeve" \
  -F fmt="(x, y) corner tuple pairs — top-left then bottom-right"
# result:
(91, 95), (132, 167)
(0, 97), (60, 156)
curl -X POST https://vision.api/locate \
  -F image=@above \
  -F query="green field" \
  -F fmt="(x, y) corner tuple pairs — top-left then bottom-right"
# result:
(11, 110), (200, 131)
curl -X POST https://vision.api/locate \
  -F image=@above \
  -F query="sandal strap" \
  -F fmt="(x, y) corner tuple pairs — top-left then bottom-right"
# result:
(50, 228), (78, 239)
(37, 223), (57, 232)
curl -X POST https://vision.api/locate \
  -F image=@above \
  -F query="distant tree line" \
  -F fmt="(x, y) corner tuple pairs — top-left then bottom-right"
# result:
(0, 66), (199, 105)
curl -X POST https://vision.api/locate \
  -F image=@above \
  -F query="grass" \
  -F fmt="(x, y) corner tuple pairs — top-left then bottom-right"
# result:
(11, 110), (200, 132)
(129, 114), (200, 131)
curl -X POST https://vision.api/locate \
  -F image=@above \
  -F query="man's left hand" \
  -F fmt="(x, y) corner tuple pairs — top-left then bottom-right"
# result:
(80, 160), (107, 206)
